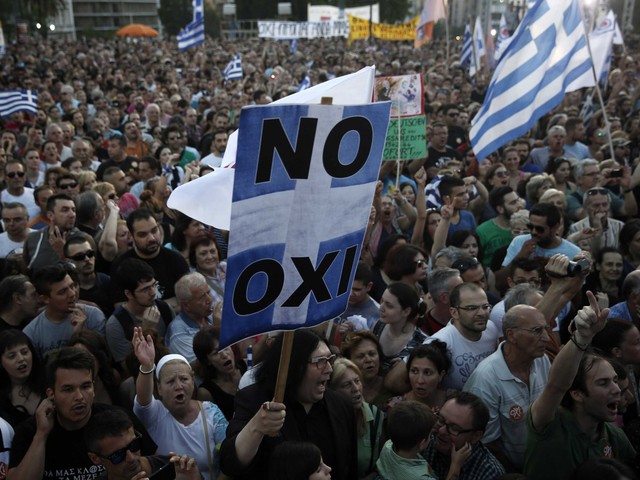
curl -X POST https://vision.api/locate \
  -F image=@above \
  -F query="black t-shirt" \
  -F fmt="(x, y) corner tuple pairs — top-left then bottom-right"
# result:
(95, 156), (139, 181)
(109, 247), (189, 305)
(424, 145), (462, 172)
(10, 403), (157, 479)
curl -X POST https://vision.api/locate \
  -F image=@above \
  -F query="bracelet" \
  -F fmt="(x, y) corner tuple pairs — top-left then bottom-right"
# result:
(570, 335), (589, 351)
(139, 363), (156, 375)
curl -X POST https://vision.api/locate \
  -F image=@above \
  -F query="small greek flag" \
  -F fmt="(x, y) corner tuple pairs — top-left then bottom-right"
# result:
(0, 90), (38, 118)
(297, 74), (311, 92)
(224, 54), (243, 82)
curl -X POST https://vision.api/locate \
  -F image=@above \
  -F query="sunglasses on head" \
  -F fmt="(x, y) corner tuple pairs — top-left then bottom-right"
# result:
(69, 250), (95, 261)
(586, 188), (608, 196)
(95, 432), (142, 464)
(526, 223), (547, 233)
(451, 257), (479, 274)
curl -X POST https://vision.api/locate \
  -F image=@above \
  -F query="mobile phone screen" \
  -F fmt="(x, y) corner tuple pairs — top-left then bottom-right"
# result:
(149, 462), (176, 480)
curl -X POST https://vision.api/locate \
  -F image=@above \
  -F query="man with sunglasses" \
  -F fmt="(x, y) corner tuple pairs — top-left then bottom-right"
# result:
(0, 160), (39, 220)
(65, 234), (113, 317)
(500, 203), (581, 278)
(0, 202), (31, 258)
(422, 391), (505, 480)
(86, 406), (201, 480)
(9, 348), (157, 480)
(464, 305), (551, 472)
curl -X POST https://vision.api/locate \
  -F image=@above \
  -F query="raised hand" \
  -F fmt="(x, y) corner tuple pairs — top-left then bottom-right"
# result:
(572, 290), (610, 344)
(132, 326), (155, 368)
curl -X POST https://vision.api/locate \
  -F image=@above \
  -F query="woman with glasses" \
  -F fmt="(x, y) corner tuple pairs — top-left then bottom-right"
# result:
(484, 163), (510, 192)
(219, 329), (358, 480)
(386, 244), (428, 297)
(132, 328), (228, 480)
(372, 282), (427, 372)
(329, 358), (384, 480)
(192, 328), (246, 421)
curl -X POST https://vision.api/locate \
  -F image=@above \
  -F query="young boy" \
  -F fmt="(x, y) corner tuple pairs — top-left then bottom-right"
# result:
(376, 401), (470, 480)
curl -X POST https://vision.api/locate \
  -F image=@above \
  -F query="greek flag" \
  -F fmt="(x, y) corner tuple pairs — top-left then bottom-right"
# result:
(297, 74), (311, 92)
(224, 54), (243, 82)
(177, 0), (204, 51)
(460, 23), (472, 68)
(290, 38), (297, 53)
(469, 17), (485, 78)
(219, 102), (391, 347)
(579, 90), (594, 129)
(0, 90), (38, 117)
(495, 14), (512, 61)
(469, 0), (593, 161)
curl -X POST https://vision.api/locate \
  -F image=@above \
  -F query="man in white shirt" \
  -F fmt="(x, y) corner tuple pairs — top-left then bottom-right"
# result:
(0, 161), (38, 219)
(0, 202), (32, 258)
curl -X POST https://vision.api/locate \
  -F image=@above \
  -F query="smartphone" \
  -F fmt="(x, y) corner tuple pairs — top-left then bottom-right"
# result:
(149, 462), (176, 480)
(609, 169), (623, 178)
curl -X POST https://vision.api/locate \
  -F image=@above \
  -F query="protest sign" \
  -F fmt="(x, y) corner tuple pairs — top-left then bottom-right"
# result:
(382, 115), (427, 161)
(219, 102), (391, 347)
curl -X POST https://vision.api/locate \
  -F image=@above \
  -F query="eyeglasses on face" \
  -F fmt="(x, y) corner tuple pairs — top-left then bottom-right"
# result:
(96, 432), (142, 464)
(69, 250), (95, 261)
(6, 171), (25, 178)
(59, 182), (78, 190)
(435, 414), (476, 436)
(526, 223), (547, 233)
(455, 304), (492, 313)
(415, 259), (427, 268)
(494, 170), (508, 178)
(512, 325), (547, 337)
(136, 281), (160, 295)
(308, 354), (336, 370)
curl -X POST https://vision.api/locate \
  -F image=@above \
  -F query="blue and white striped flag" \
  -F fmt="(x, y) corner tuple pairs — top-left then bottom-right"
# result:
(469, 0), (593, 161)
(290, 38), (297, 53)
(579, 90), (594, 129)
(177, 0), (204, 51)
(460, 23), (472, 68)
(470, 16), (486, 77)
(0, 90), (37, 117)
(224, 54), (243, 82)
(495, 14), (512, 61)
(219, 102), (391, 347)
(297, 74), (311, 92)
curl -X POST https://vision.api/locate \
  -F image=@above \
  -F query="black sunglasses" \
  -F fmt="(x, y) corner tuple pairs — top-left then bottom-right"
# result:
(6, 171), (25, 178)
(69, 250), (95, 261)
(95, 432), (142, 464)
(59, 182), (78, 190)
(586, 188), (608, 196)
(526, 223), (546, 233)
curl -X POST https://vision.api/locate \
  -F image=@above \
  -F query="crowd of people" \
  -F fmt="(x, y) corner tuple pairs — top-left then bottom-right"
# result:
(0, 24), (639, 480)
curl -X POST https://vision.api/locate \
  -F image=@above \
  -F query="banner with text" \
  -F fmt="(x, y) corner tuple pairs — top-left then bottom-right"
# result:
(258, 20), (349, 39)
(348, 15), (419, 42)
(220, 102), (391, 347)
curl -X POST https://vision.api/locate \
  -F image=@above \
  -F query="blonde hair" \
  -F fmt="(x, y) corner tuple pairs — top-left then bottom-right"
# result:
(77, 171), (97, 192)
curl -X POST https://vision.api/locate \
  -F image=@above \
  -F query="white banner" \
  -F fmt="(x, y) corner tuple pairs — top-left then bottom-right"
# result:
(307, 4), (379, 23)
(258, 20), (350, 39)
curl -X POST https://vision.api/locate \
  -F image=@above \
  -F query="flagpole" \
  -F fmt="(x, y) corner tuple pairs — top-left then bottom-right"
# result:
(470, 16), (478, 79)
(443, 0), (449, 65)
(583, 10), (616, 163)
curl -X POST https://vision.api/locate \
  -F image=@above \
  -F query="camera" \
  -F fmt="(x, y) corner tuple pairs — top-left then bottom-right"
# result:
(567, 258), (590, 277)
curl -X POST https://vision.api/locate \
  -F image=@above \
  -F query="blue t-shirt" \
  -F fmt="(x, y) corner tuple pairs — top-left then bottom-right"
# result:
(448, 210), (477, 238)
(502, 234), (581, 267)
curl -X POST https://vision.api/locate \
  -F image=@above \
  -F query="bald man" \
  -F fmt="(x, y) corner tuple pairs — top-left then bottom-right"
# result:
(464, 305), (551, 472)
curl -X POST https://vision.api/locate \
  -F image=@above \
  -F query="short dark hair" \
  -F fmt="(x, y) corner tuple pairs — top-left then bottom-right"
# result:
(63, 233), (95, 258)
(407, 340), (450, 375)
(126, 208), (155, 234)
(489, 186), (514, 211)
(0, 274), (31, 309)
(509, 257), (539, 277)
(46, 193), (74, 213)
(45, 347), (95, 389)
(561, 351), (610, 410)
(438, 175), (465, 198)
(529, 202), (561, 227)
(353, 261), (372, 285)
(449, 282), (483, 309)
(188, 233), (222, 268)
(386, 244), (427, 281)
(268, 441), (322, 480)
(448, 391), (490, 432)
(387, 400), (436, 450)
(32, 264), (70, 296)
(84, 406), (133, 453)
(138, 156), (160, 174)
(116, 258), (156, 293)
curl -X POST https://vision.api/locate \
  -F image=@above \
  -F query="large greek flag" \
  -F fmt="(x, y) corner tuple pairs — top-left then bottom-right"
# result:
(469, 0), (593, 161)
(177, 0), (204, 51)
(0, 90), (37, 117)
(219, 102), (391, 347)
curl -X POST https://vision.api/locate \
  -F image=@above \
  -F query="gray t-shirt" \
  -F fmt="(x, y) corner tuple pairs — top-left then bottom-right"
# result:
(23, 304), (106, 358)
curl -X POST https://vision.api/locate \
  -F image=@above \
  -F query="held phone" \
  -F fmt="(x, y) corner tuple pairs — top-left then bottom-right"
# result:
(609, 169), (623, 178)
(149, 462), (176, 480)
